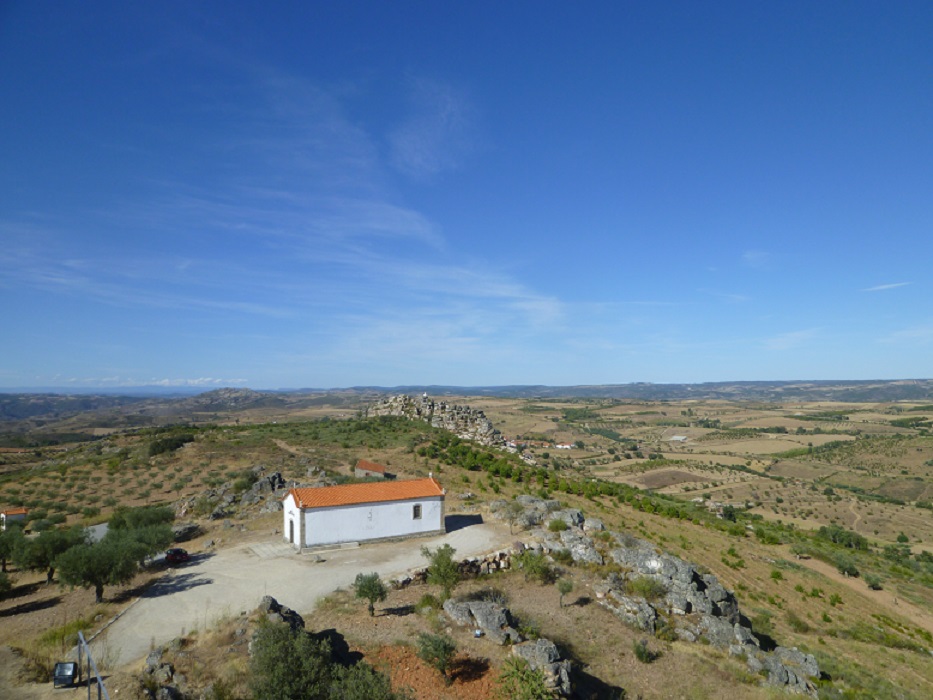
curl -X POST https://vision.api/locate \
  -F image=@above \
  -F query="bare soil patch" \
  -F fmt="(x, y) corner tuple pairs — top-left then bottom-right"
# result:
(635, 469), (707, 489)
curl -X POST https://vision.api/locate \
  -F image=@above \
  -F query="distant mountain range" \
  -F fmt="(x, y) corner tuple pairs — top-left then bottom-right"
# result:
(2, 380), (933, 431)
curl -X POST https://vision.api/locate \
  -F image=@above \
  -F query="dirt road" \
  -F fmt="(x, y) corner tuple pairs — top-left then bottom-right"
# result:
(91, 519), (511, 669)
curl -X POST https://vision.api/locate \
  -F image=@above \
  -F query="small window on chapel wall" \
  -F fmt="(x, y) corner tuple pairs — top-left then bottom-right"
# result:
(413, 504), (422, 520)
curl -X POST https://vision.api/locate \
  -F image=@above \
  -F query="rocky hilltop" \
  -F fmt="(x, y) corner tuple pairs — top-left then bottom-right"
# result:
(366, 394), (504, 447)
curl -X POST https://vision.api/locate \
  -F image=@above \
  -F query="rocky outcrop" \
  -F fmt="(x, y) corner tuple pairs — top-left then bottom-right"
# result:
(607, 538), (740, 622)
(511, 638), (573, 697)
(485, 496), (820, 697)
(175, 465), (306, 520)
(443, 599), (522, 645)
(240, 470), (286, 506)
(442, 594), (571, 696)
(366, 394), (504, 447)
(257, 595), (305, 633)
(489, 496), (563, 530)
(171, 522), (200, 542)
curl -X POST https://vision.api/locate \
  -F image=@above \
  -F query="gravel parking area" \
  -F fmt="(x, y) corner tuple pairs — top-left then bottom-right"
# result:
(94, 518), (510, 668)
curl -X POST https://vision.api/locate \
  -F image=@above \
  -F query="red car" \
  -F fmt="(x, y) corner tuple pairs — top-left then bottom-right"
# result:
(165, 548), (190, 565)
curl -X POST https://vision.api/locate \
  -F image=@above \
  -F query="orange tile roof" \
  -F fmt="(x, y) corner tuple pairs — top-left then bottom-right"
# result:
(1, 507), (28, 516)
(355, 459), (386, 474)
(286, 478), (444, 509)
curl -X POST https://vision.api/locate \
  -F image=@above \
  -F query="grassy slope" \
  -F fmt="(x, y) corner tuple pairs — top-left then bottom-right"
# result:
(0, 398), (931, 698)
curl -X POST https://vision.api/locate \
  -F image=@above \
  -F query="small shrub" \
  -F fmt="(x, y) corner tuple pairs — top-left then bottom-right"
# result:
(751, 612), (774, 639)
(548, 519), (568, 532)
(459, 587), (508, 606)
(557, 578), (573, 608)
(416, 633), (456, 685)
(786, 611), (811, 633)
(864, 574), (883, 590)
(551, 548), (573, 566)
(417, 594), (442, 611)
(834, 554), (859, 578)
(625, 576), (667, 602)
(497, 657), (551, 699)
(515, 551), (557, 584)
(633, 638), (660, 663)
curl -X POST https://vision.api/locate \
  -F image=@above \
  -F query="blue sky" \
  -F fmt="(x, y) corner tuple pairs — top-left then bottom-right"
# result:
(1, 2), (931, 390)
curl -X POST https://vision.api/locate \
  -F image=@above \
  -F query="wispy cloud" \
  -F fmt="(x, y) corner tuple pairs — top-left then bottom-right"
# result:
(741, 250), (770, 268)
(862, 282), (911, 292)
(762, 329), (819, 351)
(879, 323), (933, 345)
(389, 77), (476, 178)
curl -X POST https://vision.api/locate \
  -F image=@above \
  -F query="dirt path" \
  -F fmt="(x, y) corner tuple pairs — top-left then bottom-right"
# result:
(273, 438), (304, 456)
(786, 548), (933, 637)
(848, 499), (862, 533)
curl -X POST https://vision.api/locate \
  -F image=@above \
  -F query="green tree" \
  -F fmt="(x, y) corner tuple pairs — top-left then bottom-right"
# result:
(503, 500), (525, 535)
(106, 524), (173, 564)
(496, 657), (551, 700)
(416, 633), (456, 685)
(109, 504), (174, 530)
(56, 537), (146, 602)
(557, 578), (573, 608)
(249, 622), (333, 700)
(14, 525), (87, 584)
(421, 544), (460, 600)
(0, 571), (12, 598)
(331, 661), (411, 700)
(353, 572), (387, 617)
(515, 550), (556, 584)
(0, 525), (25, 573)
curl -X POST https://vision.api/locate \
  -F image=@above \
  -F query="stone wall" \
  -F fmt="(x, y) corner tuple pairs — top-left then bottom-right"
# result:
(366, 394), (504, 447)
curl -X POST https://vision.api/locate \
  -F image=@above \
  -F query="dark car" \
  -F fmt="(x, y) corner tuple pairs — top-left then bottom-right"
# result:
(165, 547), (190, 565)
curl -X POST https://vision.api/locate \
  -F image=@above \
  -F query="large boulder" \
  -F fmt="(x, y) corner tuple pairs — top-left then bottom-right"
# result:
(746, 647), (819, 696)
(172, 522), (200, 542)
(442, 599), (522, 645)
(257, 596), (305, 633)
(511, 638), (573, 697)
(601, 589), (658, 634)
(556, 529), (604, 565)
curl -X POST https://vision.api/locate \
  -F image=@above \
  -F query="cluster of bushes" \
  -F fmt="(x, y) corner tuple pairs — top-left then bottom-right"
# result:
(817, 525), (869, 551)
(0, 505), (175, 602)
(148, 433), (195, 457)
(249, 622), (406, 700)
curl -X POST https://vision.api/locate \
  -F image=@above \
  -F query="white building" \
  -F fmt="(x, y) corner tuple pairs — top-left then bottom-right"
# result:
(1, 506), (28, 530)
(282, 477), (445, 549)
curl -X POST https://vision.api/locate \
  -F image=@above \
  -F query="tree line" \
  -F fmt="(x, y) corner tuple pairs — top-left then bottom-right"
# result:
(0, 505), (175, 602)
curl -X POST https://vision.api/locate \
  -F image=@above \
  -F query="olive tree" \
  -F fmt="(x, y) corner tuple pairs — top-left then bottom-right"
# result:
(353, 572), (387, 617)
(57, 537), (147, 602)
(420, 544), (460, 600)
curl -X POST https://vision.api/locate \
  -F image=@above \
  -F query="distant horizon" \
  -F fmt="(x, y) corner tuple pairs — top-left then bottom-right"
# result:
(3, 377), (932, 397)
